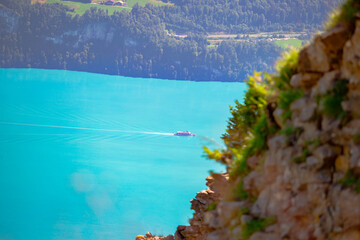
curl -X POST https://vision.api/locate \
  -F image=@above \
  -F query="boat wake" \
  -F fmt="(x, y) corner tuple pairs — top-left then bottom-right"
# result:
(0, 121), (174, 136)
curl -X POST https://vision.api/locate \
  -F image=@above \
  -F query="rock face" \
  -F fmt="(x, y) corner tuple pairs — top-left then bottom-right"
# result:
(139, 7), (360, 240)
(136, 232), (174, 240)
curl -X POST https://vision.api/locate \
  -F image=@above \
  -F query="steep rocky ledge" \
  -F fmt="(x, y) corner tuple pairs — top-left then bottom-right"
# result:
(137, 1), (360, 239)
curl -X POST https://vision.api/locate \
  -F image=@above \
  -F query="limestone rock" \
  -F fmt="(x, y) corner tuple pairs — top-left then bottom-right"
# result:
(246, 156), (261, 170)
(290, 72), (323, 88)
(143, 235), (175, 240)
(331, 188), (360, 230)
(290, 97), (316, 122)
(321, 23), (352, 54)
(195, 189), (217, 206)
(251, 182), (291, 218)
(163, 236), (175, 240)
(350, 144), (360, 172)
(342, 21), (360, 83)
(306, 156), (323, 170)
(311, 70), (340, 97)
(267, 135), (288, 150)
(348, 82), (360, 98)
(203, 211), (219, 229)
(273, 107), (285, 128)
(321, 116), (341, 132)
(243, 170), (266, 195)
(333, 230), (360, 240)
(216, 201), (248, 226)
(231, 226), (243, 239)
(298, 37), (331, 73)
(335, 155), (350, 173)
(300, 122), (320, 143)
(206, 230), (229, 240)
(343, 120), (360, 139)
(250, 232), (282, 240)
(300, 102), (317, 122)
(142, 8), (360, 240)
(174, 226), (186, 240)
(342, 98), (360, 117)
(312, 144), (340, 167)
(206, 173), (229, 196)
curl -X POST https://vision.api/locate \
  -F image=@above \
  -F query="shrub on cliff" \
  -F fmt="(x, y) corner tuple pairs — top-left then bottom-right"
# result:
(201, 1), (360, 239)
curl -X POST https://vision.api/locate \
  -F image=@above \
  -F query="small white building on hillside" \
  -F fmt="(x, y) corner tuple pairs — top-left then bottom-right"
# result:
(100, 0), (125, 6)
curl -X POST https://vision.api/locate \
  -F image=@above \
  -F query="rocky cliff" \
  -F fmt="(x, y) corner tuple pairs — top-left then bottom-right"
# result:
(137, 0), (360, 239)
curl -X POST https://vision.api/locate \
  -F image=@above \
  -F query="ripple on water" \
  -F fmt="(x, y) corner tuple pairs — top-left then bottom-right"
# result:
(0, 68), (246, 240)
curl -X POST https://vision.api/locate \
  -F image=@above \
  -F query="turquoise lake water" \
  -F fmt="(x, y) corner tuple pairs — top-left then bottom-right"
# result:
(0, 68), (246, 240)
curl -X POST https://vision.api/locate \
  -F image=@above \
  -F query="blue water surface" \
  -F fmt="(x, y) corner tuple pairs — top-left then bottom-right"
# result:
(0, 68), (246, 240)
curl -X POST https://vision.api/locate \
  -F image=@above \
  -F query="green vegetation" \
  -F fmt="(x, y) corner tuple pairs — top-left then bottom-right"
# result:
(203, 44), (305, 236)
(203, 1), (360, 238)
(273, 39), (303, 49)
(2, 0), (338, 81)
(278, 88), (303, 110)
(293, 148), (309, 163)
(239, 207), (250, 215)
(271, 48), (303, 121)
(272, 48), (299, 90)
(339, 170), (360, 193)
(281, 126), (303, 145)
(159, 0), (338, 34)
(241, 218), (276, 239)
(354, 134), (360, 144)
(207, 202), (218, 211)
(0, 0), (282, 81)
(203, 147), (223, 162)
(126, 0), (170, 8)
(319, 79), (348, 119)
(325, 0), (360, 30)
(246, 115), (277, 157)
(205, 49), (301, 186)
(306, 138), (321, 148)
(46, 0), (170, 15)
(222, 73), (268, 149)
(280, 126), (302, 136)
(234, 181), (249, 201)
(46, 0), (128, 14)
(221, 74), (275, 179)
(279, 88), (304, 120)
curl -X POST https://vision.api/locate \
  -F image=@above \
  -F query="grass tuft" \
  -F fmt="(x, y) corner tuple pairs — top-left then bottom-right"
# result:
(293, 148), (309, 163)
(233, 181), (249, 201)
(273, 48), (299, 90)
(278, 88), (304, 121)
(339, 170), (360, 193)
(207, 202), (218, 211)
(324, 0), (360, 30)
(319, 79), (348, 119)
(239, 207), (250, 215)
(278, 89), (304, 110)
(281, 126), (302, 136)
(241, 217), (276, 239)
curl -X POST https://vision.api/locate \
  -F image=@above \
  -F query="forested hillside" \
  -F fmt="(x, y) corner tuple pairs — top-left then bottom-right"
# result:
(0, 0), (340, 81)
(149, 0), (340, 33)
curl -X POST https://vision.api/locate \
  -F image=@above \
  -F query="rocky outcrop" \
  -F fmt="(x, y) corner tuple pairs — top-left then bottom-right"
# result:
(140, 3), (360, 240)
(136, 232), (174, 240)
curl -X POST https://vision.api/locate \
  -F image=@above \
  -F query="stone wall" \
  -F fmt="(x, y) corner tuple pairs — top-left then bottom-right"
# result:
(137, 5), (360, 240)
